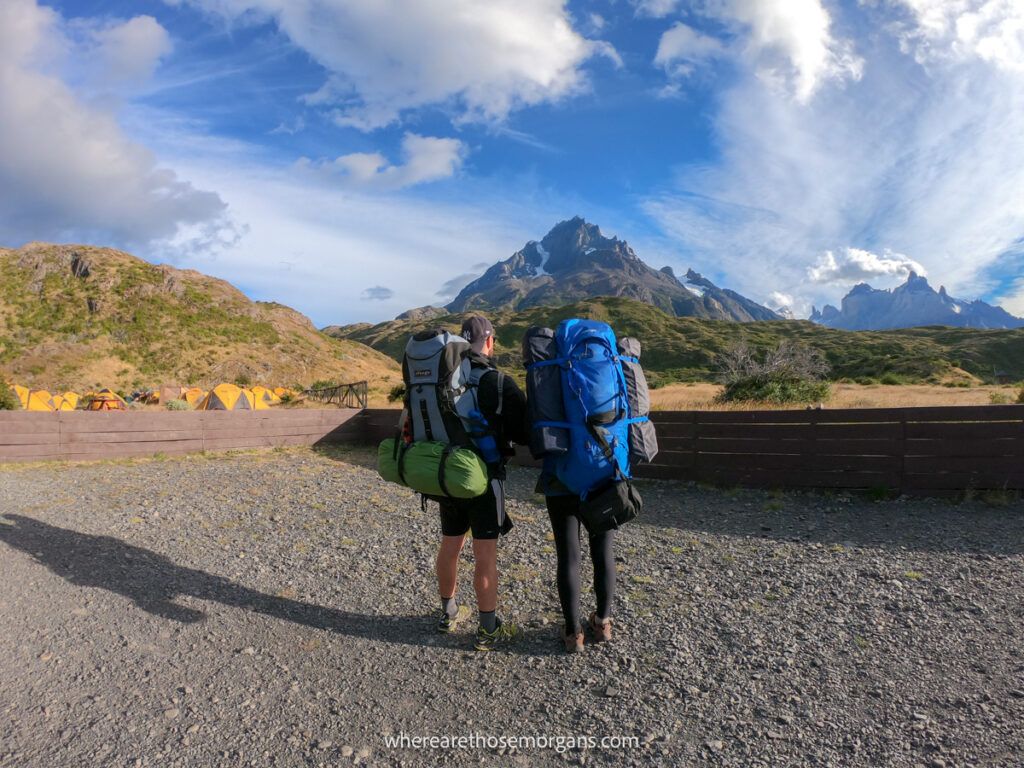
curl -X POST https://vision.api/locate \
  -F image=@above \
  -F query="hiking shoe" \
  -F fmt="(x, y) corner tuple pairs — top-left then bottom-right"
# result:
(588, 612), (612, 643)
(437, 605), (471, 634)
(474, 619), (521, 652)
(563, 627), (585, 654)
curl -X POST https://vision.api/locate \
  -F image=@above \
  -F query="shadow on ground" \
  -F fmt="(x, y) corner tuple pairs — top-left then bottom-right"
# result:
(0, 515), (559, 655)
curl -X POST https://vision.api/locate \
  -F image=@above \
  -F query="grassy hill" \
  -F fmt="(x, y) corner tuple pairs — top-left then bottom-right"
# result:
(0, 243), (400, 398)
(325, 296), (1024, 387)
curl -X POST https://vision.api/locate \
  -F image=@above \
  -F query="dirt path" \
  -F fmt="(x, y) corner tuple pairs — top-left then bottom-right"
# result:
(1, 448), (1022, 767)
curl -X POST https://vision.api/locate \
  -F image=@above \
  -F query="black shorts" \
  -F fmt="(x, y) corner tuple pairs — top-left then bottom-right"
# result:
(438, 479), (511, 540)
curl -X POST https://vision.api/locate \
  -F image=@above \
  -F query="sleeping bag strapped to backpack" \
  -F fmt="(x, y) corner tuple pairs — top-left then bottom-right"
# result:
(377, 328), (502, 499)
(524, 319), (657, 532)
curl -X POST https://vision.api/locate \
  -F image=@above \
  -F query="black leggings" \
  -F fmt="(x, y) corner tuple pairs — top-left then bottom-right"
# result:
(546, 495), (616, 634)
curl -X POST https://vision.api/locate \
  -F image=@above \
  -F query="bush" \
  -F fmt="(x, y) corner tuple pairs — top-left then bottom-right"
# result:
(165, 398), (190, 411)
(387, 384), (406, 403)
(1018, 386), (1024, 405)
(716, 341), (831, 405)
(0, 385), (20, 410)
(234, 373), (252, 387)
(878, 373), (903, 385)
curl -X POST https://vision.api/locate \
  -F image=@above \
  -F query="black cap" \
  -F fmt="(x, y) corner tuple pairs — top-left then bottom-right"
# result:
(460, 315), (494, 344)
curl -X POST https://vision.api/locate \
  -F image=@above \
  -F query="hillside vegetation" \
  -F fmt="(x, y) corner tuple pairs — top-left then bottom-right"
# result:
(326, 296), (1024, 387)
(0, 243), (400, 397)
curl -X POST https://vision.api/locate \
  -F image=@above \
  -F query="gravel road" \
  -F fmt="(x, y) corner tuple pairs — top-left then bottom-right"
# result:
(1, 447), (1022, 767)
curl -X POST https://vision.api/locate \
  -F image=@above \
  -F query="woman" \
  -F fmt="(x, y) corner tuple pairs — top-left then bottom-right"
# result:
(537, 467), (616, 653)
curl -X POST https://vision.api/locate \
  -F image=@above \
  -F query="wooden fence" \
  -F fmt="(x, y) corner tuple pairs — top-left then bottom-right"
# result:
(3, 405), (1022, 494)
(351, 406), (1024, 495)
(0, 409), (364, 463)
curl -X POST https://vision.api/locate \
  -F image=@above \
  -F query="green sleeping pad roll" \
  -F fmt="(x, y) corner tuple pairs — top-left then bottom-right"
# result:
(377, 438), (489, 498)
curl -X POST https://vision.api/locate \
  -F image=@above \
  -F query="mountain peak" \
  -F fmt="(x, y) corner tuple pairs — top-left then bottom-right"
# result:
(444, 219), (781, 321)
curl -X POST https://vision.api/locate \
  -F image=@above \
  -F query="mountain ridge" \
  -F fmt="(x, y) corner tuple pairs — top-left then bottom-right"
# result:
(445, 216), (781, 322)
(811, 272), (1024, 330)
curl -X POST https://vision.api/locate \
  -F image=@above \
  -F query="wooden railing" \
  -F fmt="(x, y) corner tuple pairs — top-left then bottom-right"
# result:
(303, 381), (368, 409)
(4, 404), (1022, 495)
(0, 409), (364, 463)
(350, 406), (1024, 495)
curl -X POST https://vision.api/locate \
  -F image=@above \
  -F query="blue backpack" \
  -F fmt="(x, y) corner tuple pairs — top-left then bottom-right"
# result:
(528, 319), (634, 498)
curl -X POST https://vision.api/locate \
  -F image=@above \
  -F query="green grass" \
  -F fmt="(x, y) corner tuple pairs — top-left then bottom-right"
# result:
(329, 296), (1024, 386)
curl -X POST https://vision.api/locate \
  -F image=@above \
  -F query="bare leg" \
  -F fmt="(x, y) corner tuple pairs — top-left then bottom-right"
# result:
(471, 538), (498, 613)
(436, 534), (465, 600)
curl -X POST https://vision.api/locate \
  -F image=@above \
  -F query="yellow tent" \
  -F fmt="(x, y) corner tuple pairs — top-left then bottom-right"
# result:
(11, 384), (30, 409)
(273, 386), (297, 399)
(197, 383), (258, 411)
(250, 385), (281, 406)
(85, 388), (127, 411)
(25, 389), (56, 411)
(59, 391), (80, 410)
(183, 387), (206, 408)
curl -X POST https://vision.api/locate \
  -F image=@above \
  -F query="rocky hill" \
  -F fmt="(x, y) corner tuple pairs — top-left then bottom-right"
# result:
(445, 217), (781, 321)
(0, 243), (400, 396)
(326, 296), (1024, 385)
(811, 272), (1024, 330)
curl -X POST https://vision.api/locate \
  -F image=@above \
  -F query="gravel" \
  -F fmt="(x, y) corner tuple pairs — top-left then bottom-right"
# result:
(1, 445), (1022, 767)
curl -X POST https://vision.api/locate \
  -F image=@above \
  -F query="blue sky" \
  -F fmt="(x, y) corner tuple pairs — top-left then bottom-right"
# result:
(2, 0), (1023, 325)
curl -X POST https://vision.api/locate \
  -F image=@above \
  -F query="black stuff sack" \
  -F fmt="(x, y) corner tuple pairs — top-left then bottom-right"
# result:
(578, 480), (642, 535)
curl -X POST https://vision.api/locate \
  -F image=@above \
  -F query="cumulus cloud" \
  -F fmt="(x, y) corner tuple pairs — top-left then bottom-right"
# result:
(0, 0), (226, 247)
(655, 23), (726, 78)
(300, 133), (465, 191)
(175, 0), (618, 130)
(767, 290), (793, 308)
(361, 286), (394, 301)
(644, 1), (1024, 315)
(90, 15), (173, 88)
(807, 248), (927, 285)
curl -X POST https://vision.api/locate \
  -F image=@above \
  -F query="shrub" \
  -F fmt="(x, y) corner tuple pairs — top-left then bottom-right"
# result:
(309, 379), (338, 390)
(1018, 386), (1024, 405)
(879, 373), (902, 385)
(234, 373), (252, 387)
(165, 398), (190, 411)
(989, 392), (1011, 405)
(387, 384), (406, 403)
(716, 341), (831, 405)
(0, 385), (20, 410)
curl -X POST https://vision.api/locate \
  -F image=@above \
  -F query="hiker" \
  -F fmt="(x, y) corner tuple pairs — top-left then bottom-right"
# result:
(523, 321), (657, 652)
(538, 463), (618, 652)
(409, 316), (529, 650)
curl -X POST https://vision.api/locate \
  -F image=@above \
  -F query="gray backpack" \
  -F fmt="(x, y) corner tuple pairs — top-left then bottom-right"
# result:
(401, 328), (503, 450)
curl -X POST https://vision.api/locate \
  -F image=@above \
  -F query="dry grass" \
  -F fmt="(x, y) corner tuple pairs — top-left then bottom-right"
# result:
(650, 382), (1023, 411)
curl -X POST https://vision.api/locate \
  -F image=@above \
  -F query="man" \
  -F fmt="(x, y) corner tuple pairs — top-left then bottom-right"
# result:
(435, 315), (529, 651)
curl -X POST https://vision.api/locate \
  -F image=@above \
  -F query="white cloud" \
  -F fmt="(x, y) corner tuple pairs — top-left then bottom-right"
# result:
(997, 278), (1024, 317)
(176, 0), (617, 130)
(90, 15), (173, 88)
(0, 0), (226, 247)
(706, 0), (863, 101)
(644, 1), (1024, 315)
(633, 0), (681, 18)
(152, 152), (552, 324)
(767, 290), (793, 308)
(655, 23), (726, 78)
(299, 133), (466, 191)
(807, 248), (927, 285)
(890, 0), (1024, 73)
